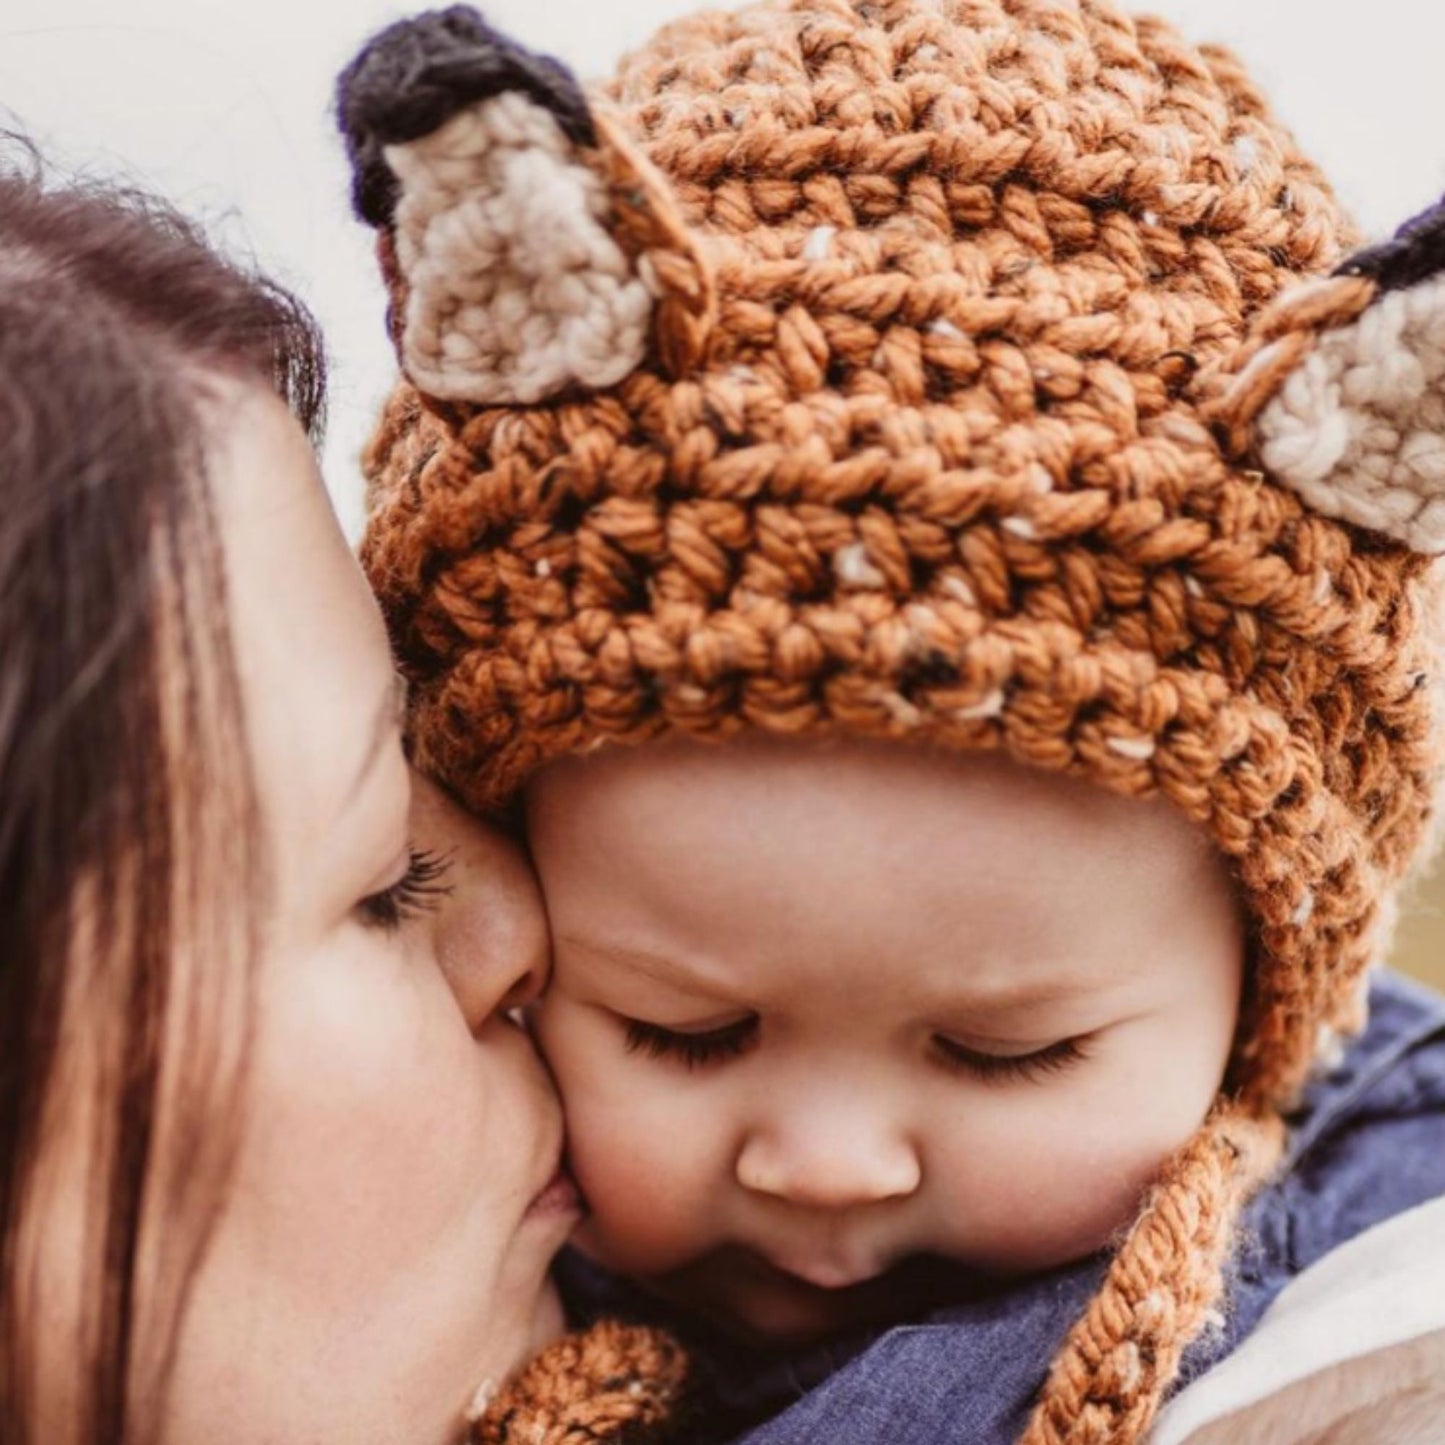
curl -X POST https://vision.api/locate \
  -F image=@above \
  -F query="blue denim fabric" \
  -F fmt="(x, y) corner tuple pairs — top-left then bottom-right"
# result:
(558, 969), (1445, 1443)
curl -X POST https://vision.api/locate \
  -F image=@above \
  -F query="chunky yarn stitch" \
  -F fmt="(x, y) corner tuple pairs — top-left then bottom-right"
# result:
(341, 3), (1445, 1441)
(468, 1319), (688, 1443)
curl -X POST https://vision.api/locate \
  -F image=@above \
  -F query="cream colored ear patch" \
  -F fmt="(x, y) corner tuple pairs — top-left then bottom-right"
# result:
(1256, 273), (1445, 552)
(385, 91), (653, 405)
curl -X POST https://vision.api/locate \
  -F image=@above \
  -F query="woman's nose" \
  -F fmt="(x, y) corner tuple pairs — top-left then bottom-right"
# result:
(736, 1106), (922, 1209)
(409, 772), (551, 1028)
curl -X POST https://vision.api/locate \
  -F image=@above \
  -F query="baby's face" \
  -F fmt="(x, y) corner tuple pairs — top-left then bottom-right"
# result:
(527, 736), (1244, 1345)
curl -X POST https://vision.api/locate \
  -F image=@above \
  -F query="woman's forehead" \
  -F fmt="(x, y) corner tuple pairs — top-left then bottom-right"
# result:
(204, 382), (400, 852)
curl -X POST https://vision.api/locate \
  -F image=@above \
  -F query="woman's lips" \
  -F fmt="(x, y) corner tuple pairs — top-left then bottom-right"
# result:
(526, 1161), (583, 1218)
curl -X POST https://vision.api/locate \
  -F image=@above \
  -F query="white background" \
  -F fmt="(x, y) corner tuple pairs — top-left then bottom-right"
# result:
(3, 0), (1444, 537)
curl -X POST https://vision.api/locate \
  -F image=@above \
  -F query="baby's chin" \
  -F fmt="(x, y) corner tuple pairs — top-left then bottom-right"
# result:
(633, 1247), (989, 1348)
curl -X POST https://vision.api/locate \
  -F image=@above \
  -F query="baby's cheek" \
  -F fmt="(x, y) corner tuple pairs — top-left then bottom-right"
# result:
(961, 1134), (1159, 1272)
(931, 1081), (1213, 1273)
(568, 1091), (726, 1276)
(534, 1006), (726, 1275)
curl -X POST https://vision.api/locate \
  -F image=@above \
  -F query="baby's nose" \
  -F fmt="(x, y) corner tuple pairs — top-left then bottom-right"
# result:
(736, 1114), (921, 1209)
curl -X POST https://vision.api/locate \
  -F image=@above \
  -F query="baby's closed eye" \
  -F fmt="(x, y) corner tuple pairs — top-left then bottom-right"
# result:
(932, 1033), (1093, 1085)
(617, 1008), (1093, 1086)
(621, 1013), (760, 1068)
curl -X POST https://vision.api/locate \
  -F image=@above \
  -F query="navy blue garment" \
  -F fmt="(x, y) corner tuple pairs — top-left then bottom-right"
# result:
(558, 969), (1445, 1444)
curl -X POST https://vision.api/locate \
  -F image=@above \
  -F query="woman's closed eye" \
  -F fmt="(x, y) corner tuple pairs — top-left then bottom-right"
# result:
(933, 1033), (1089, 1085)
(623, 1014), (760, 1069)
(355, 847), (453, 931)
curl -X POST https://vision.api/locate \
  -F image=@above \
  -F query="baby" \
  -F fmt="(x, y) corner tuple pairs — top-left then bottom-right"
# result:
(337, 2), (1445, 1440)
(525, 734), (1244, 1348)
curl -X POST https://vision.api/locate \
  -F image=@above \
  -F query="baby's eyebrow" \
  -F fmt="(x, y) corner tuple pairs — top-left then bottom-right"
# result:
(554, 936), (734, 995)
(559, 936), (1123, 1022)
(953, 974), (1102, 1014)
(935, 970), (1144, 1035)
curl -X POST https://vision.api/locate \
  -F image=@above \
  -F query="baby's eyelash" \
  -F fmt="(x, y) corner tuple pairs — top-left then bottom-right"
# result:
(623, 1015), (759, 1069)
(934, 1034), (1088, 1085)
(356, 848), (452, 932)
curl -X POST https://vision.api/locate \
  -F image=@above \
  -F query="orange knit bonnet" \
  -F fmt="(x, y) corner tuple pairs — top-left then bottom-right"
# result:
(337, 3), (1445, 1440)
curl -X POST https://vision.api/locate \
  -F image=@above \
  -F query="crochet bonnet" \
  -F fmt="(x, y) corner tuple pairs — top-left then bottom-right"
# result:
(336, 3), (1445, 1440)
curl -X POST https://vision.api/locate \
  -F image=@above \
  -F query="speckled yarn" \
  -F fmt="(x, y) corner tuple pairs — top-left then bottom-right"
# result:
(467, 1319), (688, 1444)
(339, 3), (1445, 1440)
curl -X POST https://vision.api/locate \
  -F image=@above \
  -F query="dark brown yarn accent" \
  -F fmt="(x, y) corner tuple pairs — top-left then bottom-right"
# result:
(337, 5), (596, 228)
(352, 3), (1445, 1441)
(1338, 191), (1445, 294)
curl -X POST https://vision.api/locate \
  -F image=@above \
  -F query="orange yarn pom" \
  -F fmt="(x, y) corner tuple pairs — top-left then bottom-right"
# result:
(470, 1319), (689, 1443)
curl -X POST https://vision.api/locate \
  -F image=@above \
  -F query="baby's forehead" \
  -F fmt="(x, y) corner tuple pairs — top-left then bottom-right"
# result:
(527, 732), (1216, 863)
(527, 736), (1229, 962)
(532, 737), (1240, 1044)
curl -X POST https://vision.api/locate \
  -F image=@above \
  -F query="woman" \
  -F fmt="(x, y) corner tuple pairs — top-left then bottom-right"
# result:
(0, 153), (682, 1445)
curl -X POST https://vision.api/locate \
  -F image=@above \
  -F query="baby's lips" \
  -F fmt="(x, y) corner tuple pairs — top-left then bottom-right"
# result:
(750, 1246), (890, 1293)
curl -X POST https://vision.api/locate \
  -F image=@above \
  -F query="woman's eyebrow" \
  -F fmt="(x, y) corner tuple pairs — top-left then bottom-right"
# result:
(341, 673), (408, 816)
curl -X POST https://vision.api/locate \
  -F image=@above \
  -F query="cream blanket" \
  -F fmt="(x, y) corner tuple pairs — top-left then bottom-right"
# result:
(1151, 1196), (1445, 1445)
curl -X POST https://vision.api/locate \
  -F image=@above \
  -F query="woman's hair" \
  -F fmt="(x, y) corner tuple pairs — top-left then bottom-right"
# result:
(0, 142), (325, 1445)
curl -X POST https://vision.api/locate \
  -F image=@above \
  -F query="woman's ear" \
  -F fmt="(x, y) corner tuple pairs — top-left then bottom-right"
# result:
(1213, 196), (1445, 554)
(336, 5), (713, 406)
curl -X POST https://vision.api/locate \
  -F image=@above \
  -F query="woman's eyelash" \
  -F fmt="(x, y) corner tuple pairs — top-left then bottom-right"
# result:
(356, 848), (452, 932)
(934, 1034), (1088, 1084)
(623, 1015), (759, 1069)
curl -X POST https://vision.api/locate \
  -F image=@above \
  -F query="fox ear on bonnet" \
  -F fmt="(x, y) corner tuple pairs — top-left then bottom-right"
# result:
(335, 6), (715, 405)
(1213, 198), (1445, 555)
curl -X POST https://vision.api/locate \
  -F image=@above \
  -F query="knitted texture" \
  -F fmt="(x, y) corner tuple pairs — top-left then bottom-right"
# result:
(386, 90), (655, 403)
(341, 3), (1445, 1442)
(469, 1319), (688, 1443)
(1258, 275), (1445, 552)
